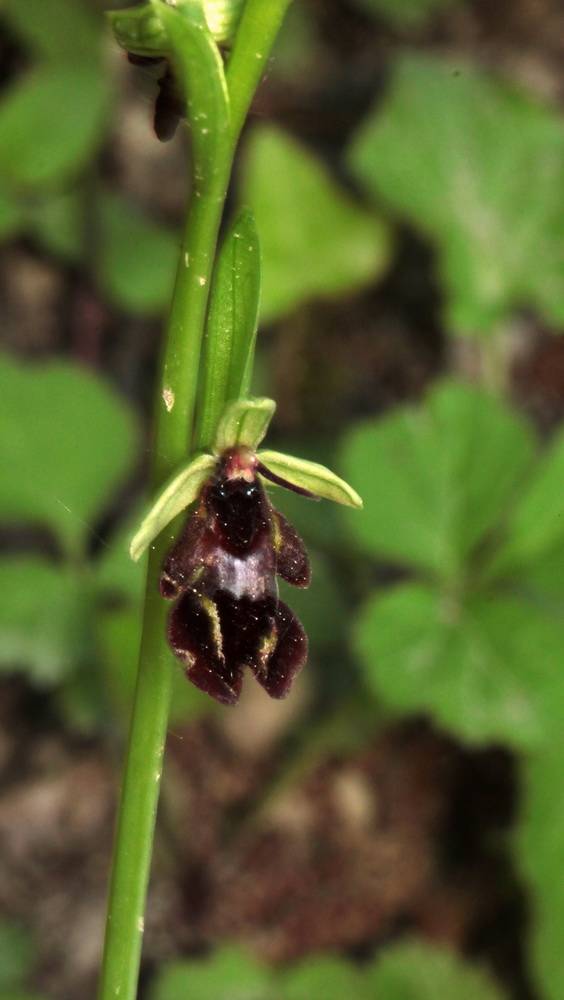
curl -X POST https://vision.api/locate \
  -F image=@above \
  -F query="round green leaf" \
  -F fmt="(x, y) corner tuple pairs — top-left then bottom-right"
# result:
(349, 55), (564, 333)
(0, 354), (138, 555)
(355, 582), (564, 749)
(29, 188), (84, 264)
(518, 744), (564, 1000)
(0, 66), (109, 190)
(341, 379), (534, 577)
(3, 0), (103, 62)
(149, 948), (272, 1000)
(366, 940), (506, 1000)
(493, 427), (564, 575)
(0, 558), (90, 685)
(241, 125), (390, 322)
(97, 191), (178, 315)
(283, 957), (367, 1000)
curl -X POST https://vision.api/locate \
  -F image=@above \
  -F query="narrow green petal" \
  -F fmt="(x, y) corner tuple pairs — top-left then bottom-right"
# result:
(257, 450), (363, 509)
(129, 453), (216, 561)
(214, 397), (276, 453)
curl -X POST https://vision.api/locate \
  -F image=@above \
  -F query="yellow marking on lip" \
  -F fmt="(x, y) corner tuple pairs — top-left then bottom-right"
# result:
(257, 622), (278, 674)
(200, 596), (224, 661)
(271, 511), (282, 553)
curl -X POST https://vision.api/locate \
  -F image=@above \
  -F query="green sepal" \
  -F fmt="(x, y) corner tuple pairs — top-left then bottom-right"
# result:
(214, 397), (276, 454)
(129, 452), (216, 562)
(257, 450), (363, 509)
(108, 3), (168, 58)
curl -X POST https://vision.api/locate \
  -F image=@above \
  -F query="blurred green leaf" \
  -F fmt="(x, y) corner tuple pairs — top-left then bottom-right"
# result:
(270, 3), (317, 81)
(279, 551), (347, 650)
(355, 582), (564, 748)
(272, 471), (346, 554)
(366, 940), (506, 999)
(57, 660), (108, 733)
(241, 125), (390, 322)
(348, 56), (564, 333)
(0, 354), (138, 555)
(95, 606), (141, 720)
(0, 188), (23, 240)
(0, 990), (48, 1000)
(28, 187), (178, 315)
(282, 957), (367, 1000)
(0, 922), (34, 992)
(0, 66), (109, 190)
(29, 188), (84, 263)
(97, 607), (211, 725)
(352, 0), (459, 28)
(341, 380), (533, 577)
(517, 743), (564, 1000)
(512, 539), (564, 601)
(0, 994), (46, 1000)
(148, 947), (272, 1000)
(492, 428), (564, 575)
(3, 0), (103, 62)
(95, 510), (147, 605)
(96, 191), (178, 314)
(0, 558), (89, 685)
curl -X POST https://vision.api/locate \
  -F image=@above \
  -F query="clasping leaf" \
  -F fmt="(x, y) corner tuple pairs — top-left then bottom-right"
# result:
(196, 208), (261, 445)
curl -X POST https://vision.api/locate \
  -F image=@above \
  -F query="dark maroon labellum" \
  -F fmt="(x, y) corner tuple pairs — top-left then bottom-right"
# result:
(160, 448), (311, 706)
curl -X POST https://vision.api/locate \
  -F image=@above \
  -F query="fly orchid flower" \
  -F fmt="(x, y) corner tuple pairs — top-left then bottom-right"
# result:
(130, 398), (362, 705)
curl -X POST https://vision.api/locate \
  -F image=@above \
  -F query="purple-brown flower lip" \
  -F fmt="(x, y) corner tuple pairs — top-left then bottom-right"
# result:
(160, 447), (311, 705)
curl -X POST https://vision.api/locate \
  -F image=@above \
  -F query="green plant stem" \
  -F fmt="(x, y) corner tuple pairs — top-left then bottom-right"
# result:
(225, 1), (292, 144)
(98, 3), (291, 999)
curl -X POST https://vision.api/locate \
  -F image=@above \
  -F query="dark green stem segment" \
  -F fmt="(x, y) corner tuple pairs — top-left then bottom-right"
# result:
(98, 3), (291, 999)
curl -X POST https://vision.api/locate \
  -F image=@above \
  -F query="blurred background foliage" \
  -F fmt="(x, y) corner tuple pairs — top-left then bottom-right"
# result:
(1, 0), (564, 997)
